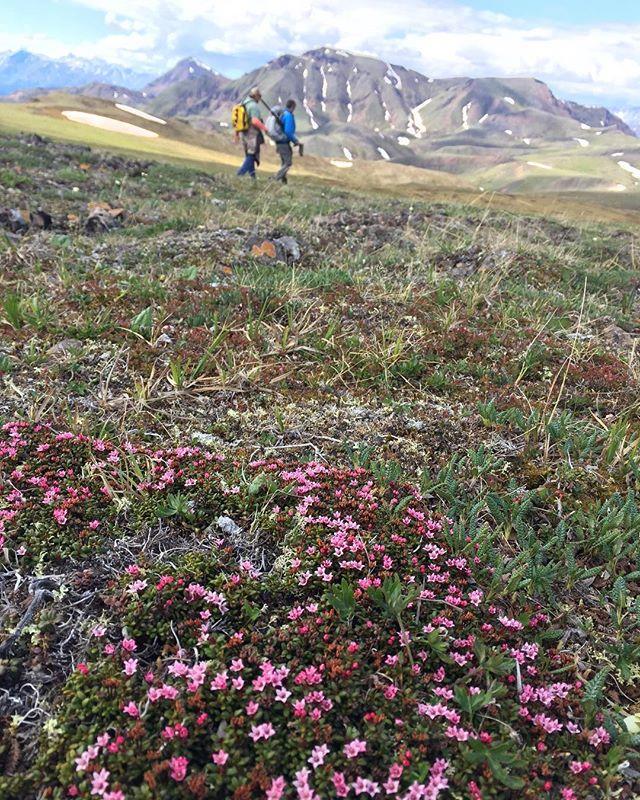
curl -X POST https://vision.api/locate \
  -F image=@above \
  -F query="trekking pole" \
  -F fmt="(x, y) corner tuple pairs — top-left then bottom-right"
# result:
(260, 98), (279, 119)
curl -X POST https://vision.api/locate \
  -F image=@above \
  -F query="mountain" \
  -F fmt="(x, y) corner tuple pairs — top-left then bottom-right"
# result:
(142, 48), (634, 174)
(615, 107), (640, 136)
(143, 58), (230, 117)
(0, 50), (153, 96)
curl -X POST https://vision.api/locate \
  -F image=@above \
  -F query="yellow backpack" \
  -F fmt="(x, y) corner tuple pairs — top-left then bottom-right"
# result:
(231, 103), (250, 132)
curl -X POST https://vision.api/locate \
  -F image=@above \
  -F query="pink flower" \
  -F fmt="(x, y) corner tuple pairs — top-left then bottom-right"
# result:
(353, 777), (380, 796)
(91, 625), (106, 638)
(210, 671), (228, 691)
(498, 615), (524, 630)
(212, 749), (229, 766)
(121, 638), (137, 652)
(308, 743), (330, 769)
(343, 738), (367, 759)
(332, 772), (350, 798)
(169, 756), (188, 782)
(384, 684), (398, 700)
(249, 722), (276, 742)
(90, 768), (110, 796)
(246, 700), (260, 716)
(122, 658), (138, 676)
(468, 589), (483, 606)
(266, 776), (287, 800)
(103, 792), (125, 800)
(532, 714), (563, 734)
(275, 687), (291, 703)
(122, 701), (139, 718)
(53, 507), (68, 526)
(588, 727), (611, 747)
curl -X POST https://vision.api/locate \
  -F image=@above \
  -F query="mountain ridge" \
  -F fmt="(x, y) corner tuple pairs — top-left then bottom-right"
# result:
(0, 49), (153, 96)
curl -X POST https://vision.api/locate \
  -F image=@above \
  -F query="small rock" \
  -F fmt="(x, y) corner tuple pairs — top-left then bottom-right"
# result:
(217, 515), (242, 537)
(47, 338), (83, 356)
(247, 235), (301, 263)
(85, 204), (125, 233)
(274, 236), (301, 262)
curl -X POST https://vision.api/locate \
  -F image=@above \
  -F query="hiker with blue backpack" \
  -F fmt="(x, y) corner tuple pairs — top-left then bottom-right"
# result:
(267, 100), (302, 184)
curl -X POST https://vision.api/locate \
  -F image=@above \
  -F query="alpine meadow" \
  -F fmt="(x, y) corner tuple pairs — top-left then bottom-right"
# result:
(1, 5), (640, 800)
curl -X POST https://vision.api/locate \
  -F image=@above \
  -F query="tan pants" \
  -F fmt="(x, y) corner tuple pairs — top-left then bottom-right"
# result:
(242, 128), (263, 162)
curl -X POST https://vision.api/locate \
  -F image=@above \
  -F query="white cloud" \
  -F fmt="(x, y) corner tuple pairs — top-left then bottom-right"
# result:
(8, 0), (640, 103)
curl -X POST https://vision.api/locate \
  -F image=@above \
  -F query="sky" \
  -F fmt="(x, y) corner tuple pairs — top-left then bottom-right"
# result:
(3, 0), (640, 107)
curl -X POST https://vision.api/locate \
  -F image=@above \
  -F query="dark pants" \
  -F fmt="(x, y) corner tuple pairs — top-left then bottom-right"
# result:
(237, 129), (263, 178)
(275, 142), (293, 183)
(237, 154), (256, 178)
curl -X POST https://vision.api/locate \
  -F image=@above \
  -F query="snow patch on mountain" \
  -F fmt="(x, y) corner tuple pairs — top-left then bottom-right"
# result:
(407, 98), (432, 137)
(377, 147), (391, 160)
(115, 104), (166, 125)
(618, 160), (640, 180)
(527, 161), (553, 170)
(462, 103), (471, 130)
(573, 138), (589, 147)
(320, 66), (327, 113)
(386, 64), (402, 90)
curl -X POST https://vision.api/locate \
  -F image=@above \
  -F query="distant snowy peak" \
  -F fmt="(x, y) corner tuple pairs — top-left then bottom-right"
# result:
(0, 50), (153, 96)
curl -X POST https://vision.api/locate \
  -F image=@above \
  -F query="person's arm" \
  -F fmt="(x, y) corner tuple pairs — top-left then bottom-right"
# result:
(251, 117), (267, 133)
(283, 113), (298, 144)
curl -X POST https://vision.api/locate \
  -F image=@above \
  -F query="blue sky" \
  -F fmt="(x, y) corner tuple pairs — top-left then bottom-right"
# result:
(3, 0), (640, 106)
(464, 0), (639, 25)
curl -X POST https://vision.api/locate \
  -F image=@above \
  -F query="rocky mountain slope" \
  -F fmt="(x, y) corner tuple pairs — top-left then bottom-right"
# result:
(139, 48), (635, 177)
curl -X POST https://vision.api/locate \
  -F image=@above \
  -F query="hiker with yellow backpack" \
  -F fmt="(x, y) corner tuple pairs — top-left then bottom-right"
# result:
(233, 87), (268, 179)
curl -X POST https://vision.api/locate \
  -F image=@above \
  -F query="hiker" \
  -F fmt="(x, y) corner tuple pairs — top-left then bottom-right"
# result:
(271, 100), (301, 184)
(234, 87), (267, 179)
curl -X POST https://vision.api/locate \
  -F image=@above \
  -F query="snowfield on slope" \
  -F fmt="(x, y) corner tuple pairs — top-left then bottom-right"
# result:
(115, 105), (166, 125)
(61, 111), (159, 138)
